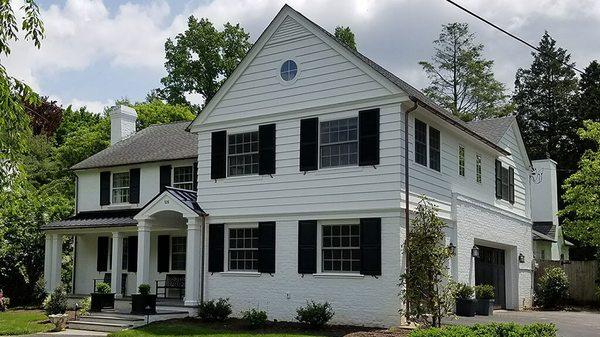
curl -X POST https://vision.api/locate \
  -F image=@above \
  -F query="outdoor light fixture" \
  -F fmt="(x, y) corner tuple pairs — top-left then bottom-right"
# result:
(519, 253), (525, 263)
(471, 245), (480, 258)
(448, 243), (456, 255)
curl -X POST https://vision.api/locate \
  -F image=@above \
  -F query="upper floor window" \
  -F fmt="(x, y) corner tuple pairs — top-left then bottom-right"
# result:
(171, 236), (186, 270)
(476, 155), (482, 183)
(228, 227), (258, 271)
(112, 172), (129, 204)
(173, 166), (194, 190)
(414, 119), (441, 172)
(320, 117), (358, 168)
(322, 224), (361, 273)
(495, 160), (514, 203)
(458, 146), (465, 177)
(228, 132), (259, 176)
(280, 60), (298, 81)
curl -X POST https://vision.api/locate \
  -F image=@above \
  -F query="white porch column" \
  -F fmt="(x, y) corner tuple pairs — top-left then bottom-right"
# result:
(184, 216), (203, 306)
(136, 220), (151, 290)
(44, 234), (53, 292)
(50, 234), (62, 291)
(111, 232), (124, 298)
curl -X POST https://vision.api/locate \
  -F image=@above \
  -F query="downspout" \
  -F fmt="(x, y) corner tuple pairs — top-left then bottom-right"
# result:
(200, 214), (207, 304)
(403, 99), (418, 322)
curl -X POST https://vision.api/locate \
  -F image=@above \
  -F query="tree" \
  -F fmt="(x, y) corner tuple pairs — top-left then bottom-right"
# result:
(560, 121), (600, 248)
(0, 0), (44, 161)
(573, 61), (600, 156)
(399, 197), (455, 327)
(514, 32), (579, 198)
(334, 26), (357, 51)
(133, 99), (195, 130)
(419, 23), (510, 121)
(157, 16), (251, 110)
(24, 96), (63, 136)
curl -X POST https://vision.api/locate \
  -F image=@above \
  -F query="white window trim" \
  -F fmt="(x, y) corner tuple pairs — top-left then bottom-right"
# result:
(226, 130), (260, 178)
(318, 116), (360, 170)
(172, 165), (194, 190)
(314, 219), (362, 276)
(277, 57), (300, 85)
(170, 236), (187, 271)
(414, 118), (442, 174)
(223, 223), (260, 273)
(111, 171), (130, 205)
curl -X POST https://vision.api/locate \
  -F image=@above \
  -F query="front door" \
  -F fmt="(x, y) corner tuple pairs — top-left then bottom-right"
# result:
(475, 245), (506, 308)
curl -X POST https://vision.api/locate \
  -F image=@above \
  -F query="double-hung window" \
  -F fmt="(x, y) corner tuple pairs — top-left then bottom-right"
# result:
(320, 117), (358, 168)
(495, 160), (515, 203)
(112, 172), (130, 204)
(458, 146), (465, 176)
(414, 119), (441, 172)
(228, 227), (258, 271)
(171, 237), (186, 270)
(322, 224), (361, 273)
(476, 155), (482, 183)
(173, 166), (194, 190)
(228, 132), (259, 176)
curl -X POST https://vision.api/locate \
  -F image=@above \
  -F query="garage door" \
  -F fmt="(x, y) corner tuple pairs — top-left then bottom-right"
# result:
(475, 245), (506, 308)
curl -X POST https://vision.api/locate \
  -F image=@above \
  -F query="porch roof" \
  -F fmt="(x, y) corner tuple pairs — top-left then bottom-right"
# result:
(42, 208), (140, 230)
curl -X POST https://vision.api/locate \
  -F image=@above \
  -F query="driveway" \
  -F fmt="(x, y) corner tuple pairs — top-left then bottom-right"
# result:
(446, 310), (600, 337)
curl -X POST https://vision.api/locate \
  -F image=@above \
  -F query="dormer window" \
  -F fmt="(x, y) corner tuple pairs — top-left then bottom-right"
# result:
(112, 172), (130, 204)
(173, 166), (194, 190)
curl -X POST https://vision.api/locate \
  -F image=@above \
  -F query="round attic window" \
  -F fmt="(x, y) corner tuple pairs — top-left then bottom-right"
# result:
(280, 60), (298, 81)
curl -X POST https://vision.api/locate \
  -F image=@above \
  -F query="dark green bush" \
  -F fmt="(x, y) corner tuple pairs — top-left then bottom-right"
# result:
(536, 267), (569, 309)
(138, 284), (151, 295)
(43, 286), (68, 316)
(295, 301), (334, 328)
(455, 283), (474, 299)
(198, 298), (232, 321)
(241, 308), (268, 328)
(95, 282), (111, 294)
(474, 284), (495, 299)
(409, 323), (557, 337)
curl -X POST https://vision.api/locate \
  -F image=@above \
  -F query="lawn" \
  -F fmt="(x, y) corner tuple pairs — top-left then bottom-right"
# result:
(0, 310), (53, 335)
(108, 319), (389, 337)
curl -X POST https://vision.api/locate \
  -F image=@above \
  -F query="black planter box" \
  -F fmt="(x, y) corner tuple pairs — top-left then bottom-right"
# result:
(131, 294), (157, 315)
(476, 299), (494, 316)
(90, 293), (115, 312)
(455, 298), (476, 317)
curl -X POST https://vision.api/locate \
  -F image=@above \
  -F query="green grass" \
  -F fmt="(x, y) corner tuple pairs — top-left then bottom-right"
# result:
(0, 310), (53, 335)
(109, 320), (331, 337)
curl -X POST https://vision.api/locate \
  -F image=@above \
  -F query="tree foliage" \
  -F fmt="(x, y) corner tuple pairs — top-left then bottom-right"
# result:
(400, 197), (455, 327)
(133, 99), (195, 130)
(420, 23), (511, 121)
(573, 61), (600, 157)
(24, 96), (63, 136)
(334, 26), (357, 51)
(156, 16), (251, 110)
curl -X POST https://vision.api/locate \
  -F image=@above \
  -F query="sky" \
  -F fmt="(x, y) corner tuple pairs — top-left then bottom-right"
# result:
(4, 0), (599, 114)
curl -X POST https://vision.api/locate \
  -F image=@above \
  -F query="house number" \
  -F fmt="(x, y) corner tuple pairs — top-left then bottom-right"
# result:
(164, 200), (169, 204)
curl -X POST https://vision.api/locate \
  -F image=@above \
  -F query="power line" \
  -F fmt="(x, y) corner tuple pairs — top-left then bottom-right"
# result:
(445, 0), (584, 74)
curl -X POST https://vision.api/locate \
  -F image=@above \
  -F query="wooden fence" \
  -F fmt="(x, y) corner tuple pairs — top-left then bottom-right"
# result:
(534, 260), (599, 304)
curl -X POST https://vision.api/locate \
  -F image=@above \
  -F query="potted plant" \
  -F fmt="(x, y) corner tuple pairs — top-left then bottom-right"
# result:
(43, 286), (69, 331)
(131, 284), (156, 315)
(475, 284), (495, 316)
(90, 282), (115, 312)
(454, 283), (476, 317)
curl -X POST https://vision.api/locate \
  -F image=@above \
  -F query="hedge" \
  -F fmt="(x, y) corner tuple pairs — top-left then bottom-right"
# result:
(409, 323), (557, 337)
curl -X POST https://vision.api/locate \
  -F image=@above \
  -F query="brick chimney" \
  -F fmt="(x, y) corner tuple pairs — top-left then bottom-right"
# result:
(109, 105), (137, 145)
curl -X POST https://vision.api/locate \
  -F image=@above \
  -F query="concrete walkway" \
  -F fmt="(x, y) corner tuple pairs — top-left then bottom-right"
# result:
(446, 309), (600, 337)
(18, 329), (107, 337)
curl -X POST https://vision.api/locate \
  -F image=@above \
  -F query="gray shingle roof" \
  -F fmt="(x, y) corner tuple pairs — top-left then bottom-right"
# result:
(42, 209), (140, 230)
(467, 116), (516, 144)
(72, 121), (197, 170)
(533, 221), (557, 239)
(532, 229), (557, 242)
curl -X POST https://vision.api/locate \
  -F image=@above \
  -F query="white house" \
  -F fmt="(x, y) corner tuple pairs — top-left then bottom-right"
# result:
(530, 159), (572, 261)
(43, 5), (533, 327)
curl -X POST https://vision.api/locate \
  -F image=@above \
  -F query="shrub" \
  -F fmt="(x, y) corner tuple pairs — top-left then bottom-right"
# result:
(198, 298), (232, 321)
(474, 284), (495, 299)
(138, 284), (151, 295)
(454, 283), (474, 299)
(409, 323), (557, 337)
(33, 277), (47, 305)
(43, 286), (68, 316)
(95, 282), (111, 294)
(78, 297), (91, 316)
(241, 308), (268, 328)
(0, 297), (9, 311)
(295, 301), (334, 328)
(536, 267), (569, 309)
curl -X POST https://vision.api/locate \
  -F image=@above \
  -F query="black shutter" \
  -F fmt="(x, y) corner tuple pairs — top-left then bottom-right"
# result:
(258, 222), (276, 273)
(97, 236), (109, 272)
(359, 108), (380, 166)
(127, 236), (138, 272)
(259, 124), (276, 175)
(192, 162), (198, 191)
(298, 220), (317, 274)
(157, 235), (170, 273)
(100, 171), (111, 206)
(211, 131), (227, 179)
(159, 165), (171, 192)
(495, 160), (502, 199)
(360, 218), (381, 276)
(508, 167), (515, 204)
(129, 168), (140, 203)
(208, 224), (224, 272)
(300, 118), (318, 171)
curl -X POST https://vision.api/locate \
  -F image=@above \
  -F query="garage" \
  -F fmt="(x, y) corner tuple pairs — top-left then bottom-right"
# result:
(475, 245), (506, 308)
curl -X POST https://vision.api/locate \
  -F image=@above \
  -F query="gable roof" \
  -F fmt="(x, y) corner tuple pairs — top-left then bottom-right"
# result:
(467, 116), (516, 144)
(71, 121), (197, 170)
(188, 4), (509, 156)
(533, 221), (557, 239)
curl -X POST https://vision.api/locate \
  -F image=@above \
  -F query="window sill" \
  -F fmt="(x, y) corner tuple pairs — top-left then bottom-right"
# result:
(313, 165), (364, 175)
(219, 271), (261, 277)
(312, 273), (364, 279)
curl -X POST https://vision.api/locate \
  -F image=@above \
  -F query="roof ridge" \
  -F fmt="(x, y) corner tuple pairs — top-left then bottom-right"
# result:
(467, 115), (516, 124)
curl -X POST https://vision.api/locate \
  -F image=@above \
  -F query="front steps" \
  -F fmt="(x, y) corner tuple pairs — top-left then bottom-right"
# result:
(68, 309), (190, 332)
